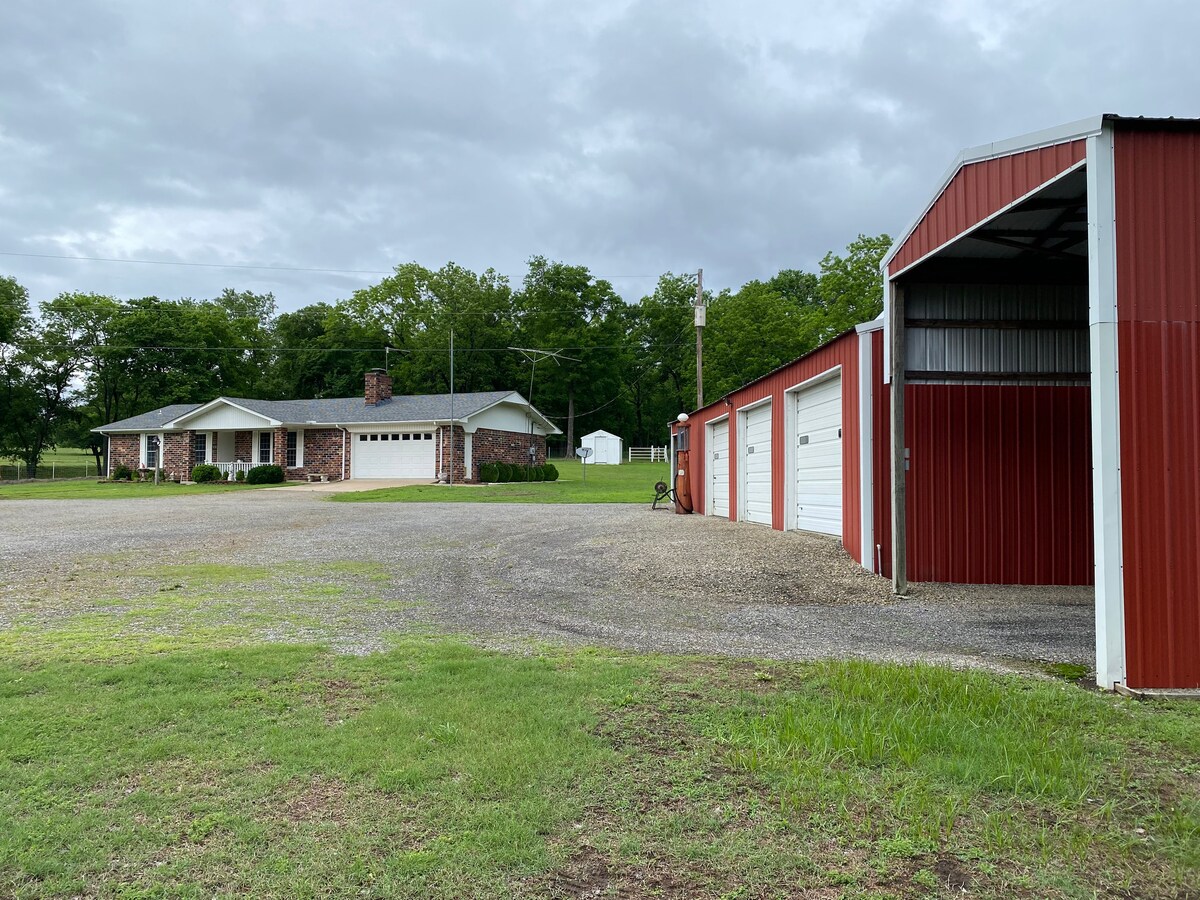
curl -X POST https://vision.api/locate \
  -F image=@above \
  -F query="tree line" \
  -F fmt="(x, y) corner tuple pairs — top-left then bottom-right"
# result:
(0, 234), (889, 476)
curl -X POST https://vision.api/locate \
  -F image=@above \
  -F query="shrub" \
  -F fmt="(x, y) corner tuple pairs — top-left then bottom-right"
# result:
(531, 465), (545, 482)
(191, 463), (222, 484)
(479, 462), (499, 483)
(543, 462), (559, 482)
(246, 464), (285, 484)
(511, 465), (527, 482)
(494, 463), (510, 482)
(235, 469), (246, 483)
(111, 464), (132, 481)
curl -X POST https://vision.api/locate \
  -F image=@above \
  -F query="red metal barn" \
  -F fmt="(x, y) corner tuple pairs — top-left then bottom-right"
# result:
(676, 115), (1200, 692)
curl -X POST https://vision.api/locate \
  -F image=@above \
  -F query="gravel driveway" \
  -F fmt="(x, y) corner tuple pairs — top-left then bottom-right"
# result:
(0, 491), (1094, 672)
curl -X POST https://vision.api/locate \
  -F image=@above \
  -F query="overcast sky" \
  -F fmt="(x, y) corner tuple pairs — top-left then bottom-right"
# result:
(2, 0), (1198, 313)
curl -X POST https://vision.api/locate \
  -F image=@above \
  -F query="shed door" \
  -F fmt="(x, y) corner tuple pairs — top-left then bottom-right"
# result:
(351, 432), (436, 479)
(709, 419), (729, 518)
(741, 402), (773, 526)
(794, 374), (842, 535)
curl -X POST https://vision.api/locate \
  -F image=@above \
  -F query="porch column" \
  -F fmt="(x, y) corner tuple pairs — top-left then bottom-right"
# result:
(889, 278), (908, 596)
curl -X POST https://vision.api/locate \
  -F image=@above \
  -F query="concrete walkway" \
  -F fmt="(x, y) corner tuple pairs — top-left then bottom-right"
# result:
(273, 478), (432, 494)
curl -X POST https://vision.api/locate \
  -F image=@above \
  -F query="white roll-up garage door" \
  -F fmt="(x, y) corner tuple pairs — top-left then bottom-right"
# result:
(351, 431), (436, 479)
(709, 419), (729, 518)
(794, 374), (842, 535)
(741, 401), (773, 526)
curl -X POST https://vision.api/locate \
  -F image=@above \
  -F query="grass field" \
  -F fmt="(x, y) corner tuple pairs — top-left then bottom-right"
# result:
(0, 480), (288, 500)
(336, 459), (670, 504)
(0, 560), (1197, 898)
(0, 447), (99, 480)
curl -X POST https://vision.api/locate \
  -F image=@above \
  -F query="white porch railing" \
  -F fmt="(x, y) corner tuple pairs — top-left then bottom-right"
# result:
(214, 460), (255, 478)
(628, 446), (668, 462)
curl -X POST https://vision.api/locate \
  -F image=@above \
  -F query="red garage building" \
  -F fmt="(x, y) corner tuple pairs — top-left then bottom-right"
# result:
(673, 114), (1200, 692)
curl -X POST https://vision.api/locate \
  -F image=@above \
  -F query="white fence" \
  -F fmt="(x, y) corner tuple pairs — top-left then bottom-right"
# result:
(215, 461), (256, 478)
(627, 446), (668, 462)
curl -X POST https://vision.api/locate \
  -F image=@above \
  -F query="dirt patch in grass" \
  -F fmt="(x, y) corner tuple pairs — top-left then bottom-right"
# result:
(537, 845), (713, 899)
(278, 775), (352, 825)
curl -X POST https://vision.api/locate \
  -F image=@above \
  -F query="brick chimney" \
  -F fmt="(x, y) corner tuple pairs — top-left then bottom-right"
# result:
(365, 368), (393, 406)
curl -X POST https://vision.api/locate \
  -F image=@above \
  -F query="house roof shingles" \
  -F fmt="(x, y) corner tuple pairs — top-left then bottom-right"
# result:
(95, 391), (550, 432)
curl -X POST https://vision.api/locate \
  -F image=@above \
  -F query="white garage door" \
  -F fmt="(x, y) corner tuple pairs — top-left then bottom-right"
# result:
(709, 419), (729, 518)
(794, 374), (842, 535)
(741, 402), (772, 526)
(351, 431), (436, 479)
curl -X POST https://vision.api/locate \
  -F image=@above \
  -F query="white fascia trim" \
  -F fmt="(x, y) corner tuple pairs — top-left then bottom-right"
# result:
(1086, 124), (1126, 691)
(163, 397), (281, 428)
(887, 158), (1088, 280)
(736, 394), (774, 414)
(856, 317), (884, 334)
(781, 366), (842, 533)
(882, 116), (1105, 269)
(858, 331), (874, 572)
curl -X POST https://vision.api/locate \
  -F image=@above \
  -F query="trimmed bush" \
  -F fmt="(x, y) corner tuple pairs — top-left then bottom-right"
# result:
(110, 464), (133, 482)
(511, 465), (527, 482)
(479, 462), (499, 483)
(543, 462), (559, 482)
(495, 463), (510, 482)
(246, 464), (285, 484)
(530, 465), (545, 482)
(191, 463), (222, 484)
(235, 469), (246, 483)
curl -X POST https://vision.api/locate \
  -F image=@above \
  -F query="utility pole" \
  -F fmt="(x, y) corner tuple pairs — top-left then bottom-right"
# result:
(449, 328), (455, 486)
(694, 268), (705, 409)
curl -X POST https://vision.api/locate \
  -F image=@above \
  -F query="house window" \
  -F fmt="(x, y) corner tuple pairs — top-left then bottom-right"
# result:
(193, 433), (207, 463)
(359, 434), (367, 442)
(145, 434), (160, 469)
(286, 431), (298, 467)
(423, 433), (433, 440)
(258, 432), (272, 464)
(391, 434), (400, 441)
(380, 434), (390, 441)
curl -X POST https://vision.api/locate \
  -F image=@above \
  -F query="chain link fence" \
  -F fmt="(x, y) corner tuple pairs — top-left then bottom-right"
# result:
(0, 461), (98, 481)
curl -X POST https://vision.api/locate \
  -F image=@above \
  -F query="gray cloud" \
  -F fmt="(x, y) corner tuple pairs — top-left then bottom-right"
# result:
(2, 0), (1199, 311)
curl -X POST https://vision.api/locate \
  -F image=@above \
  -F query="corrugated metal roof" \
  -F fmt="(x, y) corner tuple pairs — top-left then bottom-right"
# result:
(95, 391), (558, 432)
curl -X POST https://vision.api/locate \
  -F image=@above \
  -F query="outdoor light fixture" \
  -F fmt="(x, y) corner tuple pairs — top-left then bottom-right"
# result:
(677, 413), (689, 423)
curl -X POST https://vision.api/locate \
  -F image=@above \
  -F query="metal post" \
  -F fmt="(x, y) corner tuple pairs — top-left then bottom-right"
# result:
(449, 328), (455, 486)
(52, 462), (55, 480)
(695, 268), (705, 409)
(889, 281), (907, 596)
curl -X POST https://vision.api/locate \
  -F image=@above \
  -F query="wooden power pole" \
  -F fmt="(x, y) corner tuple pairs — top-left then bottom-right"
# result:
(694, 268), (705, 409)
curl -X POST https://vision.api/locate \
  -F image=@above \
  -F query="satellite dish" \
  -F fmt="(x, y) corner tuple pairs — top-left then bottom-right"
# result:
(575, 447), (593, 459)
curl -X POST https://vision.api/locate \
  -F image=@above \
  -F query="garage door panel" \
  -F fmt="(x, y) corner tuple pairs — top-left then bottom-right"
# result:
(352, 431), (436, 479)
(794, 376), (842, 535)
(742, 403), (773, 526)
(710, 420), (730, 518)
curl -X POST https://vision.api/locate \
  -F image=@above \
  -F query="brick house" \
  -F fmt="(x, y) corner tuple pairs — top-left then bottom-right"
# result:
(93, 370), (558, 482)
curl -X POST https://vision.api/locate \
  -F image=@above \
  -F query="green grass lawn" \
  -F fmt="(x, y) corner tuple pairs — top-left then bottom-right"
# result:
(0, 480), (289, 500)
(335, 459), (672, 504)
(0, 562), (1197, 898)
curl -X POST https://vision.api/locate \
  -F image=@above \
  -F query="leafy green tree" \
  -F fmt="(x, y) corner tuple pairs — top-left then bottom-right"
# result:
(514, 257), (625, 452)
(272, 303), (388, 399)
(345, 262), (518, 396)
(621, 274), (698, 441)
(816, 233), (892, 336)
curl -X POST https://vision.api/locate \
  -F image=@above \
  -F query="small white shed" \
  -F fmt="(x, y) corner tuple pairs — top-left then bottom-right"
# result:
(580, 430), (623, 465)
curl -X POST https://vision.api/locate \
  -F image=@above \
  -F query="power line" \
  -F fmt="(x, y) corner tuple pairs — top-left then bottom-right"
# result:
(0, 251), (391, 277)
(2, 249), (656, 280)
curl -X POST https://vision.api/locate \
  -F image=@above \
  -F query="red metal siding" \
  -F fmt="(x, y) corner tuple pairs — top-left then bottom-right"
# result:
(891, 140), (1086, 273)
(905, 384), (1093, 584)
(678, 332), (862, 562)
(1114, 128), (1200, 689)
(871, 332), (1092, 584)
